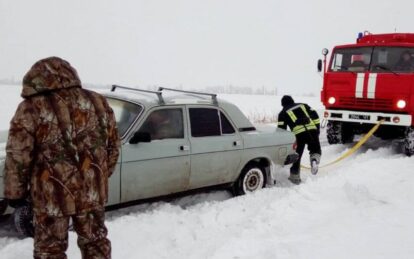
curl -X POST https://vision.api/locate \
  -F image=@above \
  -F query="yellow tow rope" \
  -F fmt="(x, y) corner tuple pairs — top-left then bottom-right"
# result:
(301, 120), (384, 170)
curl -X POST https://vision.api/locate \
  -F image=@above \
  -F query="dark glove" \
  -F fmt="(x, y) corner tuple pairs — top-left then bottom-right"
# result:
(8, 198), (28, 208)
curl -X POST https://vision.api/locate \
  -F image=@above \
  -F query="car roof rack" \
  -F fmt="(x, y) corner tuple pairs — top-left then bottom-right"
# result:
(111, 85), (165, 104)
(158, 87), (218, 105)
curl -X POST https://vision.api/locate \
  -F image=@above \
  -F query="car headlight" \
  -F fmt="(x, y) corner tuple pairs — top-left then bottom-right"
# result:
(328, 97), (336, 105)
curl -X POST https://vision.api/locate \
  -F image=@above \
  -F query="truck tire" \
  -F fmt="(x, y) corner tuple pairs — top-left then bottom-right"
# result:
(327, 121), (354, 144)
(403, 126), (414, 156)
(327, 121), (340, 144)
(14, 204), (34, 237)
(233, 163), (266, 196)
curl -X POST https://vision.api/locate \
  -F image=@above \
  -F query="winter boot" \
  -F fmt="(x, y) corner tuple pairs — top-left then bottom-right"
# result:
(310, 153), (321, 175)
(310, 160), (319, 175)
(288, 173), (301, 185)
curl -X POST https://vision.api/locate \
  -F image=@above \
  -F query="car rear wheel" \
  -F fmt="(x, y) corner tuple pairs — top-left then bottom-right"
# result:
(233, 163), (266, 196)
(14, 204), (34, 237)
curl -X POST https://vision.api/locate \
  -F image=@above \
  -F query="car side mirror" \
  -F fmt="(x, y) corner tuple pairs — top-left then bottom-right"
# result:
(317, 59), (323, 72)
(129, 132), (151, 144)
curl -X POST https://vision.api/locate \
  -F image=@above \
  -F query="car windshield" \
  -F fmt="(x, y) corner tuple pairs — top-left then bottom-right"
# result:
(106, 97), (142, 136)
(330, 47), (414, 73)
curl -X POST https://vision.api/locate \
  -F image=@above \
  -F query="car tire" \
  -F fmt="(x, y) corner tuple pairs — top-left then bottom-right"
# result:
(233, 163), (266, 196)
(14, 204), (34, 237)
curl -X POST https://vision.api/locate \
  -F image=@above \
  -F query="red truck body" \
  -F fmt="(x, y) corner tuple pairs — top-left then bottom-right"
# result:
(320, 32), (414, 153)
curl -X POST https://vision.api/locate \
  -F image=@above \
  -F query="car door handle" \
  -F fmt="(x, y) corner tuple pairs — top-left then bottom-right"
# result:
(233, 140), (242, 146)
(180, 145), (190, 151)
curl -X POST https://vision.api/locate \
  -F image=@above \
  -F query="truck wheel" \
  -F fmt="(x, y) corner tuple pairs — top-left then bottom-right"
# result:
(327, 121), (354, 144)
(327, 121), (341, 144)
(14, 204), (34, 237)
(403, 126), (414, 156)
(233, 163), (266, 196)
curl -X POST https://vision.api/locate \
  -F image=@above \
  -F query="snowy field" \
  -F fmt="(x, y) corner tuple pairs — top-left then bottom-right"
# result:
(1, 84), (414, 258)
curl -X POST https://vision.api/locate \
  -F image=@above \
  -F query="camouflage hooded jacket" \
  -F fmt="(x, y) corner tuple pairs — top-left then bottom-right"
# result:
(3, 57), (121, 216)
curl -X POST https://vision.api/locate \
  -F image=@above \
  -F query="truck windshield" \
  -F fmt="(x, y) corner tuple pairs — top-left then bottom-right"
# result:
(330, 47), (414, 73)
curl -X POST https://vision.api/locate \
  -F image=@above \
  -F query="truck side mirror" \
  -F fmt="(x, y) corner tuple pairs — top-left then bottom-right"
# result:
(317, 59), (323, 72)
(129, 132), (151, 144)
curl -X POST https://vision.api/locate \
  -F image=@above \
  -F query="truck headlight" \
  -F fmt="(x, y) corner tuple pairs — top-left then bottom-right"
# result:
(328, 97), (336, 105)
(397, 100), (406, 109)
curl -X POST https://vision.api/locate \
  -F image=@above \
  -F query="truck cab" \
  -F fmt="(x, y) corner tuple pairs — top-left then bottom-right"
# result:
(319, 32), (414, 155)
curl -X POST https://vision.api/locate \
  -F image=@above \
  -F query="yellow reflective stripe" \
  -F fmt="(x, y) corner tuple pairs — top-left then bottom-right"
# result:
(298, 105), (318, 127)
(287, 111), (297, 122)
(277, 121), (285, 126)
(292, 124), (317, 135)
(305, 123), (317, 130)
(300, 105), (311, 118)
(292, 125), (306, 134)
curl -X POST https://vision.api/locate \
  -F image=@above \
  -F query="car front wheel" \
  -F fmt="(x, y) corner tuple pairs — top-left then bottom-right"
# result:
(233, 163), (266, 196)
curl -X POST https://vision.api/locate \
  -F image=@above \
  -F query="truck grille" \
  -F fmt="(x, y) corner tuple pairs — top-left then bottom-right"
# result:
(338, 97), (393, 110)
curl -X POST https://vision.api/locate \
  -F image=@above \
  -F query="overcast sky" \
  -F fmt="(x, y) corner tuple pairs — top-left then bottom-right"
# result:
(0, 0), (413, 94)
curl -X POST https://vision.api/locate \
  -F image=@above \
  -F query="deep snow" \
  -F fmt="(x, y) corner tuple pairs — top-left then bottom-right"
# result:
(0, 84), (413, 259)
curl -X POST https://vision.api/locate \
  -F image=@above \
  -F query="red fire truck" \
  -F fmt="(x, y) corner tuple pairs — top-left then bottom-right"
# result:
(318, 32), (414, 155)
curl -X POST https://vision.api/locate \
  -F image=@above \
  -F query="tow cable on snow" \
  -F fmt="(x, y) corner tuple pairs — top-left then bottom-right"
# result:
(301, 120), (385, 170)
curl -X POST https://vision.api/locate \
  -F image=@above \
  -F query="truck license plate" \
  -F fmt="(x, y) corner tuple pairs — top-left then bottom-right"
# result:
(349, 114), (370, 120)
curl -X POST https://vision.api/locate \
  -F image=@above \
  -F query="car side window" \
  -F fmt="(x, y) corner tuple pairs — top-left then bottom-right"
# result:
(220, 112), (235, 134)
(189, 108), (236, 137)
(190, 108), (221, 137)
(138, 108), (184, 140)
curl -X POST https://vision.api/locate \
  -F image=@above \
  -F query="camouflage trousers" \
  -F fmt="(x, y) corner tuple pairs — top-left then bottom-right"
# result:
(33, 208), (111, 259)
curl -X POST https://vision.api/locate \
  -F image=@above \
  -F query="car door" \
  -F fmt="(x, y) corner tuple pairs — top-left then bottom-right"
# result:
(187, 106), (243, 189)
(121, 106), (191, 202)
(105, 97), (143, 206)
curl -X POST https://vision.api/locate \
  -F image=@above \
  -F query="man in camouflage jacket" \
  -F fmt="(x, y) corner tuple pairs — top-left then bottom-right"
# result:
(3, 57), (121, 259)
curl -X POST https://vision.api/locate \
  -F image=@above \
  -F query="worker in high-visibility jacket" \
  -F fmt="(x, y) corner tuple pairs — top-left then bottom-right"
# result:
(277, 95), (321, 184)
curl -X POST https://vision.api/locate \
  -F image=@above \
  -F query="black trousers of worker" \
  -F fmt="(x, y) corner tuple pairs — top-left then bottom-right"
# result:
(290, 130), (321, 175)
